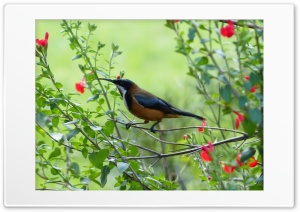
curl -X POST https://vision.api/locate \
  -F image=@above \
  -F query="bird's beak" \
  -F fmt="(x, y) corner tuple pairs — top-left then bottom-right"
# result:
(98, 78), (114, 83)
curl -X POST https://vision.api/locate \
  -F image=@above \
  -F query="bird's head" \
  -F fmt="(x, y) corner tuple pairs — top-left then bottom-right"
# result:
(99, 78), (135, 92)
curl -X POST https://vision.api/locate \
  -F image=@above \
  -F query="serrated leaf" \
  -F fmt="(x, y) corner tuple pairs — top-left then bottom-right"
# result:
(67, 128), (79, 140)
(117, 162), (129, 173)
(100, 165), (111, 188)
(64, 119), (80, 125)
(48, 147), (61, 160)
(87, 94), (99, 103)
(72, 54), (82, 60)
(240, 147), (256, 162)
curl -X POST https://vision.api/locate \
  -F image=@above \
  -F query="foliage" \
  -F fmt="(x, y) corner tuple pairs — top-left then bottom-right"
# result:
(35, 20), (263, 191)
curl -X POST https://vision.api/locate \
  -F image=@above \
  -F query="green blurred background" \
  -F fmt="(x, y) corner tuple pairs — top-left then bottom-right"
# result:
(36, 20), (217, 190)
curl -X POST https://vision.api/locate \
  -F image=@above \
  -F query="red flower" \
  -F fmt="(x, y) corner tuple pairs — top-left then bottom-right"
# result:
(198, 119), (207, 133)
(236, 153), (243, 167)
(36, 32), (49, 47)
(117, 75), (121, 79)
(207, 176), (212, 181)
(174, 20), (179, 23)
(223, 164), (235, 173)
(250, 85), (257, 93)
(233, 111), (245, 129)
(183, 134), (188, 140)
(247, 156), (258, 167)
(200, 142), (214, 162)
(220, 20), (235, 38)
(75, 78), (86, 94)
(244, 75), (257, 93)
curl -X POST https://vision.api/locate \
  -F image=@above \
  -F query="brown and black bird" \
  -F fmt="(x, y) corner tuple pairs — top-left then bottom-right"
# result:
(100, 78), (205, 133)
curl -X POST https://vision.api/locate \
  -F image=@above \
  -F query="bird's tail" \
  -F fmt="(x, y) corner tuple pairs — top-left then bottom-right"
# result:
(172, 108), (205, 121)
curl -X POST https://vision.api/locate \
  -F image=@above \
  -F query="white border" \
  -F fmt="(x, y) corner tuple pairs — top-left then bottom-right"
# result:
(3, 4), (294, 207)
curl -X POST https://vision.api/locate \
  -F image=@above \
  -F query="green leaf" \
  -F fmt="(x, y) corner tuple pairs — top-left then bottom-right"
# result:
(50, 132), (63, 141)
(70, 162), (80, 177)
(219, 85), (232, 103)
(240, 147), (256, 162)
(243, 81), (252, 91)
(195, 57), (208, 66)
(242, 118), (257, 136)
(96, 70), (108, 78)
(48, 147), (61, 160)
(52, 117), (59, 127)
(80, 177), (91, 185)
(64, 119), (80, 125)
(202, 64), (215, 71)
(250, 72), (260, 84)
(102, 121), (114, 136)
(214, 49), (226, 59)
(87, 94), (99, 103)
(72, 54), (82, 60)
(36, 112), (48, 127)
(117, 162), (129, 173)
(89, 125), (102, 131)
(88, 149), (109, 169)
(238, 96), (247, 109)
(55, 82), (63, 89)
(188, 27), (196, 40)
(82, 147), (88, 158)
(100, 165), (110, 188)
(249, 108), (262, 124)
(67, 128), (79, 140)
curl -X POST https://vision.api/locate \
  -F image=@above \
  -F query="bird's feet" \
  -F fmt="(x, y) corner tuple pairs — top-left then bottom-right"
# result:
(125, 122), (133, 130)
(150, 126), (157, 133)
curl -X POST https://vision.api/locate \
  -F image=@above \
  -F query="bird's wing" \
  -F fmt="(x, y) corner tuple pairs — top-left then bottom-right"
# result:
(133, 94), (176, 114)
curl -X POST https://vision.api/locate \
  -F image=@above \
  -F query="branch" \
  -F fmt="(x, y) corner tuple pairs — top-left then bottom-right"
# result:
(125, 134), (250, 160)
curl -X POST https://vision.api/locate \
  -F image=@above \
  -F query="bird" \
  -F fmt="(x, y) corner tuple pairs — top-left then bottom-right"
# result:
(99, 78), (205, 133)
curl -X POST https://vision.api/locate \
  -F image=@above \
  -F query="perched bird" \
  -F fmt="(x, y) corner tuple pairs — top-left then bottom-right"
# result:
(100, 78), (205, 133)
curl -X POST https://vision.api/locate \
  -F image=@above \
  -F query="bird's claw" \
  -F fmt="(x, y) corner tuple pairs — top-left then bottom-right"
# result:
(150, 126), (157, 133)
(125, 122), (132, 130)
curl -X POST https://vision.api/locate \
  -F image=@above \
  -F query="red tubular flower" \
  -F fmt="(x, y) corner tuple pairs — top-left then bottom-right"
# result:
(220, 20), (235, 38)
(236, 153), (243, 167)
(223, 164), (235, 173)
(75, 78), (86, 94)
(117, 75), (121, 79)
(36, 32), (49, 47)
(247, 156), (258, 167)
(244, 75), (250, 81)
(233, 111), (245, 129)
(198, 119), (207, 133)
(174, 20), (179, 23)
(200, 141), (214, 162)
